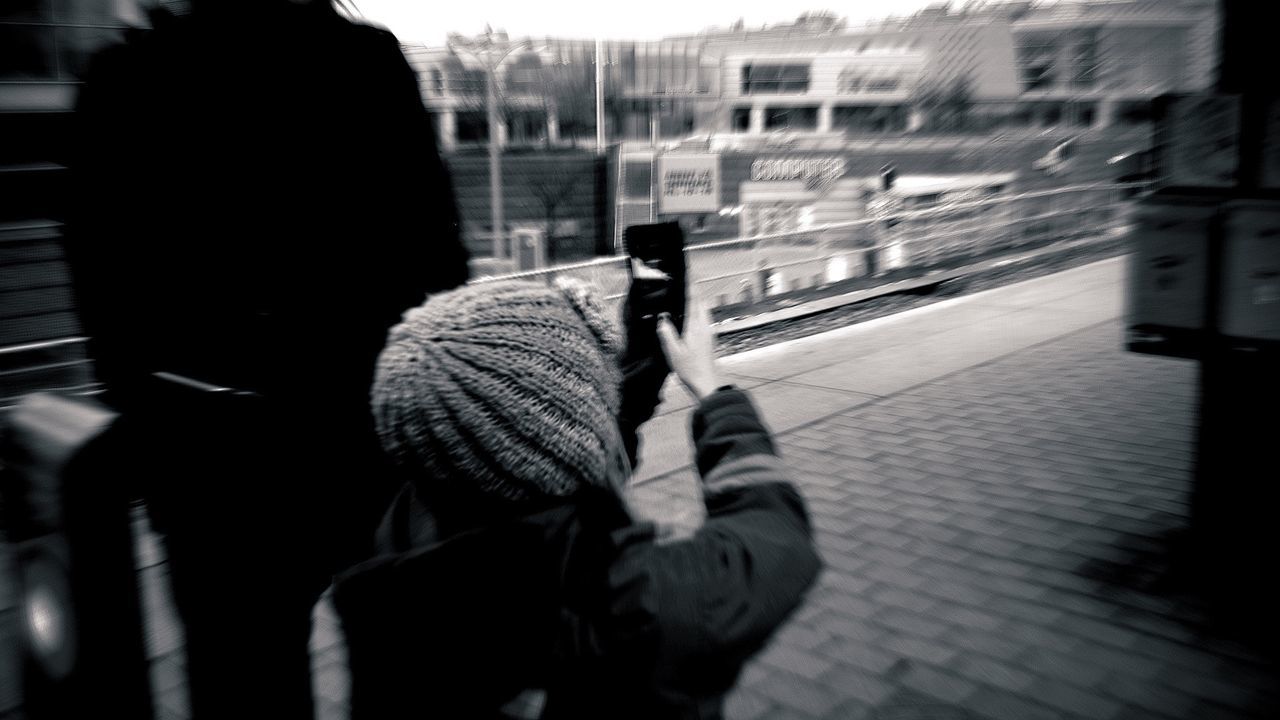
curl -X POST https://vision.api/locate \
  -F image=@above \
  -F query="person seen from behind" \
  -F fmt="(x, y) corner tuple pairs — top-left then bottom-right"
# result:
(332, 277), (823, 719)
(64, 2), (470, 717)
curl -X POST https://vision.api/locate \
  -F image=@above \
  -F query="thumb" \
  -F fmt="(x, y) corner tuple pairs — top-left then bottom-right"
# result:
(656, 314), (682, 363)
(631, 257), (670, 280)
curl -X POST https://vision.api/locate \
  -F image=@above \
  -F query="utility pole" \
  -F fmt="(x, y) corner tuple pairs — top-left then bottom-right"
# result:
(595, 37), (606, 155)
(486, 59), (504, 259)
(450, 29), (528, 259)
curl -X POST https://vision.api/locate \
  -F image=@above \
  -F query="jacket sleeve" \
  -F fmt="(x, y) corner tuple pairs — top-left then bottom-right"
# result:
(606, 387), (822, 696)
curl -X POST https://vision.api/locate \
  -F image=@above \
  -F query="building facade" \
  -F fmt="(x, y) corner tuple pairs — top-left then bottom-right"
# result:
(398, 1), (1217, 263)
(409, 0), (1216, 151)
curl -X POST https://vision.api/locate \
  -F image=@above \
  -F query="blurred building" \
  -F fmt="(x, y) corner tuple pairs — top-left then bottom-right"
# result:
(408, 0), (1217, 151)
(1005, 0), (1217, 129)
(405, 1), (1216, 258)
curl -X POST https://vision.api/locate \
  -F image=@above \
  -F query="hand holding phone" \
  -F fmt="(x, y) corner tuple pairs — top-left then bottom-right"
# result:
(656, 296), (720, 401)
(617, 222), (688, 468)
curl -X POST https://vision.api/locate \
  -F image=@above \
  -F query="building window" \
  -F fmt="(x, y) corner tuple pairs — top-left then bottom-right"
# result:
(765, 106), (818, 131)
(838, 70), (863, 93)
(1117, 100), (1154, 125)
(1041, 103), (1063, 126)
(451, 68), (488, 96)
(653, 101), (696, 139)
(1071, 28), (1099, 89)
(622, 159), (652, 200)
(455, 111), (489, 143)
(840, 70), (902, 95)
(1020, 61), (1055, 91)
(906, 193), (942, 209)
(834, 105), (906, 133)
(732, 107), (752, 132)
(866, 77), (901, 92)
(741, 63), (810, 94)
(1016, 35), (1058, 91)
(835, 105), (876, 131)
(431, 69), (444, 94)
(506, 110), (547, 145)
(624, 45), (637, 87)
(1072, 102), (1096, 127)
(696, 64), (715, 94)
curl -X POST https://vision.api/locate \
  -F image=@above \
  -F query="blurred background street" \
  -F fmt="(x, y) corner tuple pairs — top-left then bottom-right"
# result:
(6, 1), (1277, 719)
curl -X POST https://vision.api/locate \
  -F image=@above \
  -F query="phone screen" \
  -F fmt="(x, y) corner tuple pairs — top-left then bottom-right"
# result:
(624, 221), (687, 332)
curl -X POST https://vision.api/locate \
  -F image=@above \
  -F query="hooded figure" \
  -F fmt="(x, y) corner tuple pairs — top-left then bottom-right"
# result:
(333, 279), (822, 720)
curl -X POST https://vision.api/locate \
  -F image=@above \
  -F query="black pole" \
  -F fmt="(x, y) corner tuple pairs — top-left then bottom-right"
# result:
(1187, 0), (1279, 635)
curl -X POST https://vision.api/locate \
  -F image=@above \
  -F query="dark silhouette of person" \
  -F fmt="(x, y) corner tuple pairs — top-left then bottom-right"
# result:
(64, 1), (470, 717)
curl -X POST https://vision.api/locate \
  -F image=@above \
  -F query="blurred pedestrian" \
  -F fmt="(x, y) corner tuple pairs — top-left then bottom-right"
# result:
(333, 279), (822, 719)
(64, 1), (470, 717)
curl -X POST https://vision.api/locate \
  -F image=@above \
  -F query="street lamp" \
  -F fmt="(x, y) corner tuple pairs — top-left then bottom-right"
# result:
(449, 29), (528, 260)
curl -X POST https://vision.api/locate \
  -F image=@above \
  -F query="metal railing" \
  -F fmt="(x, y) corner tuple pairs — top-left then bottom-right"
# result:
(0, 337), (97, 411)
(0, 183), (1140, 409)
(472, 181), (1141, 313)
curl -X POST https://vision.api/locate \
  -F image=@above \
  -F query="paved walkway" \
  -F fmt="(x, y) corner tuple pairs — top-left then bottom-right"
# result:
(131, 255), (1279, 719)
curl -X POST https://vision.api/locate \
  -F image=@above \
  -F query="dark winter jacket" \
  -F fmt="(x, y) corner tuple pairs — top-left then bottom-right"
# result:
(331, 387), (823, 720)
(63, 4), (470, 566)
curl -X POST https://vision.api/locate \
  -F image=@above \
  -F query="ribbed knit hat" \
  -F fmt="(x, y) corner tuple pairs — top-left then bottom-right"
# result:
(371, 278), (625, 505)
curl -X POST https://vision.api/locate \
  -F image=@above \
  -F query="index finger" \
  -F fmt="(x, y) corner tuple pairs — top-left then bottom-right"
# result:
(656, 315), (682, 358)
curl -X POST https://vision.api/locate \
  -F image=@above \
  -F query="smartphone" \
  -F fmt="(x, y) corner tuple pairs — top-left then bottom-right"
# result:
(623, 221), (687, 333)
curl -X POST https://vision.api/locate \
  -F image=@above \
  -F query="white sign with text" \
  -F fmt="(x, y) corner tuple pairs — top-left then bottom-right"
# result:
(657, 154), (720, 214)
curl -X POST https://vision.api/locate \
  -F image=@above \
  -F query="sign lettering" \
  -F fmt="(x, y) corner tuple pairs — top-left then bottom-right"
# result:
(751, 157), (847, 184)
(657, 154), (720, 214)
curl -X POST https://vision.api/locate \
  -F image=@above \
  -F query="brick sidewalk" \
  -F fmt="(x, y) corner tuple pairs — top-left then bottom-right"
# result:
(632, 318), (1278, 720)
(117, 259), (1280, 718)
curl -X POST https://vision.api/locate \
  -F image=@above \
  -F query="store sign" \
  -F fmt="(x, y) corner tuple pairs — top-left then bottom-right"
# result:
(657, 154), (720, 214)
(1262, 98), (1280, 189)
(1221, 202), (1280, 342)
(750, 157), (847, 185)
(1126, 197), (1215, 335)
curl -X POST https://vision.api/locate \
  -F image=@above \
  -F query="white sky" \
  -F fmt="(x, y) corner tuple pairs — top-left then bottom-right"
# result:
(347, 0), (975, 45)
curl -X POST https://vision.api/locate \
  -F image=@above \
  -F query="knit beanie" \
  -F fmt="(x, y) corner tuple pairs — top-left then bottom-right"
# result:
(371, 278), (625, 506)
